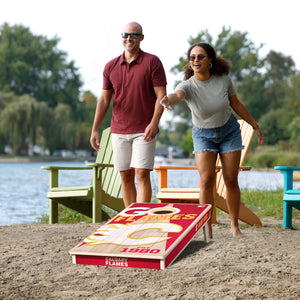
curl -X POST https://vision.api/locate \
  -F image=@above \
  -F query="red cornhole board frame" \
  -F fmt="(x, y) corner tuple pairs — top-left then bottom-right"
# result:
(69, 203), (211, 269)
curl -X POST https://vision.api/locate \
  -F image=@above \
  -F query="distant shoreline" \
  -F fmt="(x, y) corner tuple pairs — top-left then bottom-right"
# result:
(0, 156), (94, 163)
(0, 156), (278, 172)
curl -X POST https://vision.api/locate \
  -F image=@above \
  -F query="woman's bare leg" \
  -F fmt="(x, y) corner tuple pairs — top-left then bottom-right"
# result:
(195, 151), (218, 238)
(220, 150), (245, 237)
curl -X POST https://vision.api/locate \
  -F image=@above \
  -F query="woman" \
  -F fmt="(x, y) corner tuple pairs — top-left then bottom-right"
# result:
(160, 43), (264, 238)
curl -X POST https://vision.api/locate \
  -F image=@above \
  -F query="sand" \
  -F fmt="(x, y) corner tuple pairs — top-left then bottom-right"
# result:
(0, 216), (299, 300)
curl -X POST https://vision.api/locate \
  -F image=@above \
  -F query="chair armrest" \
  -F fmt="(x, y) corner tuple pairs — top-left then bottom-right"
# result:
(41, 166), (93, 189)
(86, 163), (114, 168)
(41, 166), (92, 170)
(274, 166), (300, 191)
(239, 166), (252, 171)
(154, 165), (252, 190)
(275, 166), (300, 171)
(154, 166), (198, 171)
(154, 166), (198, 190)
(154, 165), (224, 190)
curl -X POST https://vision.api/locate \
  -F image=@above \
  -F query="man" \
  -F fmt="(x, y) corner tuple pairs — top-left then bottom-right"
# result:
(90, 22), (167, 207)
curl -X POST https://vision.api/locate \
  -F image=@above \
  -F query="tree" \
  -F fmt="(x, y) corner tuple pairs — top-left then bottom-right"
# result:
(51, 104), (76, 151)
(0, 94), (47, 154)
(288, 116), (300, 149)
(0, 23), (82, 117)
(237, 71), (266, 120)
(263, 50), (296, 83)
(258, 108), (290, 145)
(259, 51), (297, 114)
(180, 128), (193, 155)
(282, 73), (300, 115)
(214, 27), (263, 83)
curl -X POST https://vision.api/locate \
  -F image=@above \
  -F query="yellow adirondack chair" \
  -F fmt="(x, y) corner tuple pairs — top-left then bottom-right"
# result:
(154, 120), (262, 226)
(41, 127), (124, 224)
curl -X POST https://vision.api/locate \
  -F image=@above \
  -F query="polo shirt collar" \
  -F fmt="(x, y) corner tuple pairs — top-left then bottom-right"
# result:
(120, 49), (144, 65)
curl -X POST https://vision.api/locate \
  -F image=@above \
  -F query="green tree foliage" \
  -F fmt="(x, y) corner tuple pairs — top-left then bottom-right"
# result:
(0, 94), (47, 154)
(258, 109), (290, 145)
(0, 23), (82, 116)
(180, 128), (193, 155)
(264, 50), (296, 83)
(0, 24), (115, 155)
(52, 104), (76, 151)
(288, 116), (300, 150)
(236, 72), (266, 120)
(282, 73), (300, 113)
(214, 27), (262, 83)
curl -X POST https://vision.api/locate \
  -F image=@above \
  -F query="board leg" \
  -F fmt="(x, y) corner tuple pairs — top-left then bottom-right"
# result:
(203, 223), (210, 243)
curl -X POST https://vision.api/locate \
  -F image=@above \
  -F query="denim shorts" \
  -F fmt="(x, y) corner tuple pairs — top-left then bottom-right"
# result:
(192, 114), (244, 154)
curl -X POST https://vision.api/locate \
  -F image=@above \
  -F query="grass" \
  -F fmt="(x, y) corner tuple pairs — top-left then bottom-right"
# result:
(38, 188), (300, 226)
(240, 188), (286, 219)
(38, 205), (115, 224)
(38, 206), (92, 224)
(227, 188), (299, 229)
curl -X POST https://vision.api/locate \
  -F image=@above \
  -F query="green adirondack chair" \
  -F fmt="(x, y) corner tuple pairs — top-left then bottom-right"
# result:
(41, 127), (124, 224)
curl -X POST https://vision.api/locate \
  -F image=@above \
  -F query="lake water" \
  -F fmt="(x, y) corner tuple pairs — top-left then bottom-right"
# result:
(0, 161), (299, 226)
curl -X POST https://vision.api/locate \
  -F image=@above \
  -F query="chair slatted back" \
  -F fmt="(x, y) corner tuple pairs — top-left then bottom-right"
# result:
(95, 128), (121, 198)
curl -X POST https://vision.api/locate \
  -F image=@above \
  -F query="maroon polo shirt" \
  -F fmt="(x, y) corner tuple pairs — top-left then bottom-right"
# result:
(103, 50), (167, 134)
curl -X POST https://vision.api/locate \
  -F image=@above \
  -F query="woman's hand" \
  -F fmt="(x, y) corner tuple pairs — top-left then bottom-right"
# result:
(160, 96), (172, 111)
(255, 127), (264, 145)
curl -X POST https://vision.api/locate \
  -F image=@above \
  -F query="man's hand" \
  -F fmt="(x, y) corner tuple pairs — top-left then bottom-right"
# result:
(90, 131), (100, 151)
(143, 124), (158, 142)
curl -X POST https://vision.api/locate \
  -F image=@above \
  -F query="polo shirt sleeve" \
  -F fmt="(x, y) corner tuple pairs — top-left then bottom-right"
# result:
(151, 56), (167, 87)
(103, 62), (113, 90)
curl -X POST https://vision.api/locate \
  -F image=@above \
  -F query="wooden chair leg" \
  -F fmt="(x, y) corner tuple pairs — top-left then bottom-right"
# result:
(283, 201), (293, 229)
(211, 205), (217, 224)
(49, 199), (58, 224)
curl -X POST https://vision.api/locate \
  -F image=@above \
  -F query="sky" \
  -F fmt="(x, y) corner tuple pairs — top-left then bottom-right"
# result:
(1, 0), (300, 99)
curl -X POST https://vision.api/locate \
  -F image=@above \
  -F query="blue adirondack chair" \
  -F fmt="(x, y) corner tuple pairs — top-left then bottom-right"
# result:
(275, 166), (300, 229)
(42, 128), (124, 224)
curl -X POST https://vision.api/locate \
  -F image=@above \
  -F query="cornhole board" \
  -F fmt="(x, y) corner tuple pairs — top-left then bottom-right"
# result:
(69, 203), (211, 270)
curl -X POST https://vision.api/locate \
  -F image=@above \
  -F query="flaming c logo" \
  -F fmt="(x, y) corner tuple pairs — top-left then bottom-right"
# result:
(83, 223), (182, 246)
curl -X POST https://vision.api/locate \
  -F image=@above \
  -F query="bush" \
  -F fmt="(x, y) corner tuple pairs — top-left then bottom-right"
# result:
(245, 146), (300, 168)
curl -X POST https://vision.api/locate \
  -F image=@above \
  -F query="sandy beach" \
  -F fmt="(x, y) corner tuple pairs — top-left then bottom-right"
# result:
(1, 216), (299, 300)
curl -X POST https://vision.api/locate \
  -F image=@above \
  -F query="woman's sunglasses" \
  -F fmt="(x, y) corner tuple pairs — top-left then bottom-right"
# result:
(189, 55), (207, 61)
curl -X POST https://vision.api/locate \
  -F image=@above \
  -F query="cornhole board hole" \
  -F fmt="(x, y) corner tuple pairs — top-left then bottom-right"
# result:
(69, 203), (211, 270)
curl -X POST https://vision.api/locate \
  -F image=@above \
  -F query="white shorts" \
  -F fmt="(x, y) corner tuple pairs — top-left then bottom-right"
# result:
(111, 133), (156, 171)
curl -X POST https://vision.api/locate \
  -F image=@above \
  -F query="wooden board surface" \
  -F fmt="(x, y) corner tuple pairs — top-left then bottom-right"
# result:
(70, 203), (211, 269)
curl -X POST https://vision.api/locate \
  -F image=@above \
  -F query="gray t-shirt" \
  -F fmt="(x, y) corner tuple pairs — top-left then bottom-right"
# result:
(175, 75), (236, 128)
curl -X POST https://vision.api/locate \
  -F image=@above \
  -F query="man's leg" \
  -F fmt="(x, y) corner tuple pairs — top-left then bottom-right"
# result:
(135, 168), (152, 203)
(111, 133), (136, 207)
(131, 134), (156, 203)
(120, 169), (136, 207)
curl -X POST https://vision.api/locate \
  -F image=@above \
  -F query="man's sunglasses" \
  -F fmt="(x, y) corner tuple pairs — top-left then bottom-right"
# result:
(121, 33), (142, 39)
(189, 55), (207, 61)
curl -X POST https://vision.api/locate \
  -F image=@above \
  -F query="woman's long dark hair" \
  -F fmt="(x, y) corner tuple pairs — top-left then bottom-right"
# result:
(184, 43), (232, 80)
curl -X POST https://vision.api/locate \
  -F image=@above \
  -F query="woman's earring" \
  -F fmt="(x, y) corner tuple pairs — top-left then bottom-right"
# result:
(208, 63), (212, 69)
(188, 64), (192, 70)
